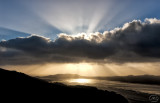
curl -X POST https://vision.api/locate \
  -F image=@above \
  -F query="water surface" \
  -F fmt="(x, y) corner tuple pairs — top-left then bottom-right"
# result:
(51, 78), (160, 95)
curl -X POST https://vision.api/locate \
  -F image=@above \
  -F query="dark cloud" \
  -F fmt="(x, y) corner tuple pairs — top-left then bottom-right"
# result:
(1, 18), (160, 65)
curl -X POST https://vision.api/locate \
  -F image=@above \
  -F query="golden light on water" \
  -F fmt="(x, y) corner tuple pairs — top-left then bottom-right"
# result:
(69, 79), (92, 84)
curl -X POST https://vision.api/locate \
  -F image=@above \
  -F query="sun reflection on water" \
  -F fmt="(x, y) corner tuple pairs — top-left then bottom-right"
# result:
(69, 78), (92, 84)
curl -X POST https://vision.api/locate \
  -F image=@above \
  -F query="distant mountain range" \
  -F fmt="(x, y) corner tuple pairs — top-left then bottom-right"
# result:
(106, 75), (160, 85)
(38, 74), (160, 85)
(0, 27), (30, 40)
(37, 74), (82, 81)
(0, 68), (128, 103)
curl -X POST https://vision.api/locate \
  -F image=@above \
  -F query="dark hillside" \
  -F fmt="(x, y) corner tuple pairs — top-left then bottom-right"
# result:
(0, 68), (128, 103)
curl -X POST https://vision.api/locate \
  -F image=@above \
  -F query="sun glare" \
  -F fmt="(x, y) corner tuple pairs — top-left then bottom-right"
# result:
(69, 79), (91, 84)
(65, 63), (96, 76)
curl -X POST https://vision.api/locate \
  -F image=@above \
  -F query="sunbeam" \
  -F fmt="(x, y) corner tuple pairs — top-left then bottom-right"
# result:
(1, 0), (160, 39)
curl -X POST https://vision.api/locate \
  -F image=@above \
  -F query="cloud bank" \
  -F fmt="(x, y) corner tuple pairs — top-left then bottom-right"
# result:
(1, 18), (160, 65)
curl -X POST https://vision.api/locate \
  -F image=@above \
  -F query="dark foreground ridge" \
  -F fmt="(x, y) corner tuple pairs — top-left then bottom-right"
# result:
(0, 68), (128, 103)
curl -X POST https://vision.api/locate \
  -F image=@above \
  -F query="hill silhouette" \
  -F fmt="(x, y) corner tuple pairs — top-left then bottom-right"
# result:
(0, 68), (128, 103)
(106, 75), (160, 85)
(37, 74), (81, 81)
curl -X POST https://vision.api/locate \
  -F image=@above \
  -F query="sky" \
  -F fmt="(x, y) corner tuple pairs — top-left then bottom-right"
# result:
(0, 0), (160, 76)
